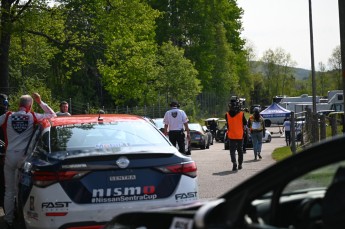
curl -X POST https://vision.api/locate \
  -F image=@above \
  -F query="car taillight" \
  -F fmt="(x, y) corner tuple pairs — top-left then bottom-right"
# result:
(157, 161), (197, 178)
(32, 171), (89, 187)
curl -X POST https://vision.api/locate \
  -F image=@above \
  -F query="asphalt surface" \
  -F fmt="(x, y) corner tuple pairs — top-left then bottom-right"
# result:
(0, 126), (286, 227)
(191, 126), (287, 200)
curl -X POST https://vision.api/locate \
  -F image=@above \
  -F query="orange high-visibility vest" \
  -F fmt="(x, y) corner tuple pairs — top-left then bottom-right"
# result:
(226, 112), (244, 140)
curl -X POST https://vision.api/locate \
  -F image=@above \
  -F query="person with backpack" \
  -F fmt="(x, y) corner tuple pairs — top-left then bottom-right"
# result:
(0, 93), (56, 229)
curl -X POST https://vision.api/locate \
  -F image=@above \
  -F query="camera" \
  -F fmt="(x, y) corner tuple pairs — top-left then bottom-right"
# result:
(228, 96), (246, 112)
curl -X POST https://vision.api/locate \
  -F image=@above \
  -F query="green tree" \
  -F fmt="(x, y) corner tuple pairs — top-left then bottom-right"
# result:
(156, 41), (201, 107)
(96, 0), (160, 106)
(328, 45), (342, 89)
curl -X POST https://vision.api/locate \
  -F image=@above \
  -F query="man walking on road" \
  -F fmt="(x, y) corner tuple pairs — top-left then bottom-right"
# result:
(163, 100), (190, 154)
(225, 96), (247, 171)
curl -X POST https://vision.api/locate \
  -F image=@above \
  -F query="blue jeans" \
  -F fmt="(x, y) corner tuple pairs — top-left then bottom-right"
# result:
(251, 131), (263, 157)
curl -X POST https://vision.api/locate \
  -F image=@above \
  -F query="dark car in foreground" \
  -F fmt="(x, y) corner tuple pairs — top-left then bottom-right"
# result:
(16, 114), (198, 229)
(104, 135), (345, 229)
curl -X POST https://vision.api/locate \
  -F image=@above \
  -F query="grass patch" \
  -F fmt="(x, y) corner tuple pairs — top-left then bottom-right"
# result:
(272, 146), (292, 162)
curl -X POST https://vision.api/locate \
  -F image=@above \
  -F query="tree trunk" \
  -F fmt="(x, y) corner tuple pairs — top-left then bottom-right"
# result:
(0, 0), (12, 95)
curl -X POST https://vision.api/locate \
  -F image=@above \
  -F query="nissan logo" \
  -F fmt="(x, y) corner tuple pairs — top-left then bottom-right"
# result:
(116, 156), (130, 168)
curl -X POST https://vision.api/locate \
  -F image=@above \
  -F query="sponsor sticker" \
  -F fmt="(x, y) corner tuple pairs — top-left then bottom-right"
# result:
(175, 192), (198, 201)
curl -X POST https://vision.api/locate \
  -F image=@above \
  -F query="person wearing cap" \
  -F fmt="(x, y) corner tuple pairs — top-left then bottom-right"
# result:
(225, 97), (247, 171)
(56, 101), (71, 116)
(0, 93), (9, 209)
(163, 100), (190, 154)
(0, 93), (56, 228)
(247, 107), (266, 160)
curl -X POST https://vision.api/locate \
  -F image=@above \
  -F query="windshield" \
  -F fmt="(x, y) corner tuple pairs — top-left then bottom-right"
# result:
(43, 120), (170, 153)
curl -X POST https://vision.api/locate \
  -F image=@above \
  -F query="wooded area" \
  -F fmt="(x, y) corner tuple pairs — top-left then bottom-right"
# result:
(0, 0), (342, 118)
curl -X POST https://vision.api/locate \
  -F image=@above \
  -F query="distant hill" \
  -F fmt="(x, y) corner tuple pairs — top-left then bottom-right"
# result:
(250, 61), (311, 80)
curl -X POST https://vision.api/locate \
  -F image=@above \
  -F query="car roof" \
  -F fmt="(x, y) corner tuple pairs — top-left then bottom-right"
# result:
(49, 114), (144, 127)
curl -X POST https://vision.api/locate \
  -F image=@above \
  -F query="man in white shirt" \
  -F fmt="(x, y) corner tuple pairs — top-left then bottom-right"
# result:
(163, 100), (190, 154)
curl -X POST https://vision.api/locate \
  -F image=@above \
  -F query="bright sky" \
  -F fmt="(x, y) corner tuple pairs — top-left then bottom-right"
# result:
(237, 0), (340, 70)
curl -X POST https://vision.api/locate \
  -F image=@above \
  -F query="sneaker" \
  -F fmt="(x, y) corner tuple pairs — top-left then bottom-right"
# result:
(258, 154), (262, 159)
(238, 164), (242, 170)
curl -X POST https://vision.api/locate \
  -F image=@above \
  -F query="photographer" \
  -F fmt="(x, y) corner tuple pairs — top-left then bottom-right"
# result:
(225, 96), (247, 171)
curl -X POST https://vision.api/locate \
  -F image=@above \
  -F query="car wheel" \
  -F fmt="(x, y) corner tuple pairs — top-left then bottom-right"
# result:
(266, 135), (272, 143)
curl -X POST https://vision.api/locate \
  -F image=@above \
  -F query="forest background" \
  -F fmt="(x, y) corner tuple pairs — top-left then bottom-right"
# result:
(0, 0), (342, 121)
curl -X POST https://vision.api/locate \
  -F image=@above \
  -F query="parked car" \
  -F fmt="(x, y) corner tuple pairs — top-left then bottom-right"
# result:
(224, 129), (272, 150)
(104, 135), (345, 229)
(16, 114), (198, 229)
(295, 120), (305, 141)
(188, 123), (210, 149)
(204, 118), (219, 140)
(215, 124), (227, 142)
(152, 118), (191, 155)
(202, 125), (213, 146)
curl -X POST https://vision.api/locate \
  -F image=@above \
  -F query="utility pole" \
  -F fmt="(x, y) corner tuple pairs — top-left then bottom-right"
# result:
(339, 0), (345, 133)
(308, 0), (317, 114)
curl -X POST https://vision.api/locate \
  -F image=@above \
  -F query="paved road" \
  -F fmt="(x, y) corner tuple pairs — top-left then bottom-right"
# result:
(0, 127), (287, 227)
(192, 126), (287, 200)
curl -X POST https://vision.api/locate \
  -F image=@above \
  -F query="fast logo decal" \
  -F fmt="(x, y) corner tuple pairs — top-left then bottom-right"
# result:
(91, 186), (157, 203)
(175, 192), (198, 201)
(11, 115), (29, 134)
(42, 201), (72, 209)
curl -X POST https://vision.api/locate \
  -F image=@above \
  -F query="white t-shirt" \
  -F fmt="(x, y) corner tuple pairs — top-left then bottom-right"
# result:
(283, 120), (291, 131)
(163, 107), (188, 131)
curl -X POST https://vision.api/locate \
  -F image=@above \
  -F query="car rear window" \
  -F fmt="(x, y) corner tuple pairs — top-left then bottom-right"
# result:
(45, 120), (170, 152)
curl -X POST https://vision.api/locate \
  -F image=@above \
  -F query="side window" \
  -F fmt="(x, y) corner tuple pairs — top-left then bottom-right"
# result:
(25, 125), (44, 156)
